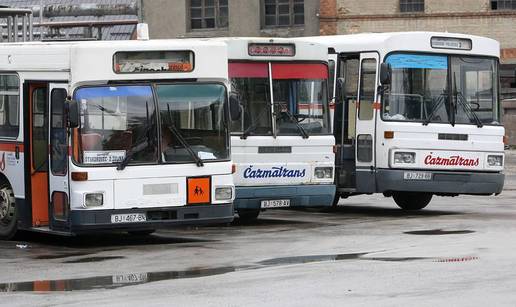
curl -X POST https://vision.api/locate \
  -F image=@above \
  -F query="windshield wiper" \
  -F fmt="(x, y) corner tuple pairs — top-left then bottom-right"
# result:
(455, 91), (483, 128)
(166, 104), (204, 167)
(95, 104), (122, 116)
(275, 103), (309, 139)
(117, 102), (154, 171)
(423, 92), (451, 126)
(241, 108), (269, 139)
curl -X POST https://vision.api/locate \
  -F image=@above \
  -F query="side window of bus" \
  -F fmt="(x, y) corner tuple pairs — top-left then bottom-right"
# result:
(0, 75), (20, 138)
(358, 59), (377, 121)
(328, 60), (335, 100)
(51, 89), (68, 176)
(32, 87), (48, 171)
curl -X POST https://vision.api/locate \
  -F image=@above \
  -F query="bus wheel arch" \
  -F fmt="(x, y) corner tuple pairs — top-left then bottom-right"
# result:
(0, 177), (17, 240)
(392, 192), (432, 211)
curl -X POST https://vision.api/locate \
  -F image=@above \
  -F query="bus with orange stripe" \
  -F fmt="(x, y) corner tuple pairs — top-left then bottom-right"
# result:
(0, 38), (235, 239)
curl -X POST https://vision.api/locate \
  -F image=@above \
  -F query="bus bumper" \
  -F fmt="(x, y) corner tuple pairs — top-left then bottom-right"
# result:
(376, 169), (505, 195)
(234, 184), (336, 210)
(69, 203), (233, 232)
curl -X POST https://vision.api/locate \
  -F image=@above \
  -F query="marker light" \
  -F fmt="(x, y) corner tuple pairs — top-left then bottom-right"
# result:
(394, 152), (416, 164)
(71, 171), (88, 181)
(384, 131), (394, 139)
(248, 43), (296, 57)
(487, 155), (503, 167)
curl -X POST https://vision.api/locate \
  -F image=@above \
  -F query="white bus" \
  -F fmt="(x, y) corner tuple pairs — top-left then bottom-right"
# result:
(0, 39), (235, 239)
(305, 32), (505, 210)
(221, 38), (335, 220)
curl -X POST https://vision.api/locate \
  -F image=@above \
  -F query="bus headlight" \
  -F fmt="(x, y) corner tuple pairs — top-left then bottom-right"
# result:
(85, 193), (103, 207)
(215, 187), (233, 200)
(314, 167), (333, 179)
(394, 152), (416, 164)
(487, 155), (503, 167)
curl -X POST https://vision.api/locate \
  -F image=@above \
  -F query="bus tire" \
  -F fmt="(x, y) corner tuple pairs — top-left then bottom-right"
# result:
(0, 182), (17, 240)
(393, 192), (432, 210)
(332, 193), (340, 207)
(237, 209), (260, 222)
(128, 229), (155, 236)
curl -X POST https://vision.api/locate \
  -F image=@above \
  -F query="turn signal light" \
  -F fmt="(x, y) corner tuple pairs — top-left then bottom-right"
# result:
(71, 172), (88, 181)
(504, 135), (508, 145)
(232, 164), (236, 174)
(384, 131), (394, 139)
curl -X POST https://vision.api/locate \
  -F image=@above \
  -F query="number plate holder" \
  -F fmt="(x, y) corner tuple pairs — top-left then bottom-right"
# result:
(261, 199), (291, 209)
(111, 213), (147, 224)
(403, 171), (432, 181)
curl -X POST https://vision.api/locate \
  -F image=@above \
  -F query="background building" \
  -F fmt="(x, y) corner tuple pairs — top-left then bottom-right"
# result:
(1, 0), (139, 41)
(142, 0), (320, 38)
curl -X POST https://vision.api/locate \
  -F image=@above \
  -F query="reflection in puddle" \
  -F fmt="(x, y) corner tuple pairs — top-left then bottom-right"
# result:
(0, 250), (442, 292)
(404, 229), (475, 235)
(63, 256), (125, 264)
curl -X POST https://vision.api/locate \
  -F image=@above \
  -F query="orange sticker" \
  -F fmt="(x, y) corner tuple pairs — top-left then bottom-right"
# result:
(187, 177), (211, 204)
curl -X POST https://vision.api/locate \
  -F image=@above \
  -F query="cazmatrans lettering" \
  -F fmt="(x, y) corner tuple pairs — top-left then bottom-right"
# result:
(243, 165), (306, 179)
(424, 155), (479, 167)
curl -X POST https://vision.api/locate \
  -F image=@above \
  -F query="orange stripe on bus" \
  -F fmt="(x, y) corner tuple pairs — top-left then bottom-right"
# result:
(0, 143), (24, 152)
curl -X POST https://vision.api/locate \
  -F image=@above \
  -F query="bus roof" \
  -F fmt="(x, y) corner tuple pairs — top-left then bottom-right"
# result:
(302, 32), (500, 59)
(0, 39), (229, 85)
(211, 37), (328, 62)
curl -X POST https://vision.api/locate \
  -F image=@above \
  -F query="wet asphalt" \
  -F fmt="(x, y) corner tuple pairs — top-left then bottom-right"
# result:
(0, 151), (515, 306)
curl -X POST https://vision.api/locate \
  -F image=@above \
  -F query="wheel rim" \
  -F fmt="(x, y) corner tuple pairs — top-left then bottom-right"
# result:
(0, 188), (14, 226)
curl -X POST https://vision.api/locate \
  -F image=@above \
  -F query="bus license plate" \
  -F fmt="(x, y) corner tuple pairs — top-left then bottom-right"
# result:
(111, 213), (147, 224)
(261, 199), (290, 209)
(403, 171), (432, 180)
(112, 273), (148, 284)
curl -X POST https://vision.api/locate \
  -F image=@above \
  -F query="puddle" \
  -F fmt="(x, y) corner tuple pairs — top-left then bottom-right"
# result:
(35, 252), (94, 260)
(258, 252), (368, 266)
(63, 256), (125, 264)
(404, 229), (475, 235)
(365, 257), (431, 262)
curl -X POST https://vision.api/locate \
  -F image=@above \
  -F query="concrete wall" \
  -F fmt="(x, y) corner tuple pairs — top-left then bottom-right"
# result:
(143, 0), (319, 38)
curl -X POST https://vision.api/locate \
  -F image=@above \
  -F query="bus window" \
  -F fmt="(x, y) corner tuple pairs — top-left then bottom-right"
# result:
(32, 87), (48, 172)
(335, 57), (359, 144)
(50, 89), (68, 176)
(75, 85), (158, 165)
(0, 75), (19, 139)
(358, 59), (377, 121)
(328, 60), (335, 99)
(156, 83), (229, 163)
(272, 63), (330, 136)
(229, 62), (272, 136)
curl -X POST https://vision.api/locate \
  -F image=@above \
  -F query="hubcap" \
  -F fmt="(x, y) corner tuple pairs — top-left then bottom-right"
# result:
(0, 189), (12, 222)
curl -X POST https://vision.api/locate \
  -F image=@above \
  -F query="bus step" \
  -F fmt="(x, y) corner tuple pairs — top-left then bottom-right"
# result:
(28, 227), (74, 237)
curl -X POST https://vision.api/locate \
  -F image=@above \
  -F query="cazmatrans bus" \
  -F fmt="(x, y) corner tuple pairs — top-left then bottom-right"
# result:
(0, 39), (235, 239)
(221, 38), (335, 221)
(304, 32), (505, 210)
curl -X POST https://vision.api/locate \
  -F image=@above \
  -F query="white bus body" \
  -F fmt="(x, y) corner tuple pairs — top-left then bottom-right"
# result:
(304, 32), (504, 209)
(0, 39), (234, 238)
(219, 37), (335, 220)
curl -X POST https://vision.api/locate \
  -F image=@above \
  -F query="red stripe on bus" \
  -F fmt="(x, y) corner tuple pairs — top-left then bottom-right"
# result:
(229, 62), (268, 78)
(0, 142), (24, 152)
(271, 63), (328, 80)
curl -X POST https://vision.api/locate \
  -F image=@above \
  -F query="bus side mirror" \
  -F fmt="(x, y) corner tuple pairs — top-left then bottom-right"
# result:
(380, 63), (391, 85)
(67, 99), (80, 128)
(335, 77), (345, 103)
(229, 93), (242, 121)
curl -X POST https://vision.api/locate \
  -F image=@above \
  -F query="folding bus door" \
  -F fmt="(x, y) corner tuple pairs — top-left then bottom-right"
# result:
(355, 53), (379, 193)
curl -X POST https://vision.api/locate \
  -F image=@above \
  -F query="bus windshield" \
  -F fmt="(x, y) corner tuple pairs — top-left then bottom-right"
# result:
(382, 53), (500, 126)
(74, 84), (229, 166)
(229, 62), (330, 137)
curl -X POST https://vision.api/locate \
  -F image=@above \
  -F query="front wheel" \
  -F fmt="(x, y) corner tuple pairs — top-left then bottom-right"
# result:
(392, 192), (432, 210)
(237, 209), (260, 222)
(0, 182), (17, 240)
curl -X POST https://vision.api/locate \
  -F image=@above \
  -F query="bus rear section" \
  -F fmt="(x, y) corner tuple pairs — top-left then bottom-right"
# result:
(307, 32), (504, 210)
(0, 39), (234, 239)
(224, 38), (335, 221)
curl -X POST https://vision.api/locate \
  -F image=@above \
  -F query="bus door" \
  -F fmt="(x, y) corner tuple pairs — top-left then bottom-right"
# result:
(334, 54), (360, 191)
(28, 83), (49, 227)
(48, 84), (69, 230)
(355, 52), (379, 193)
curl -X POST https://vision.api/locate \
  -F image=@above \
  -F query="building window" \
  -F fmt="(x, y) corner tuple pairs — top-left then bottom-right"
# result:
(263, 0), (304, 27)
(399, 0), (424, 13)
(491, 0), (516, 10)
(190, 0), (228, 30)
